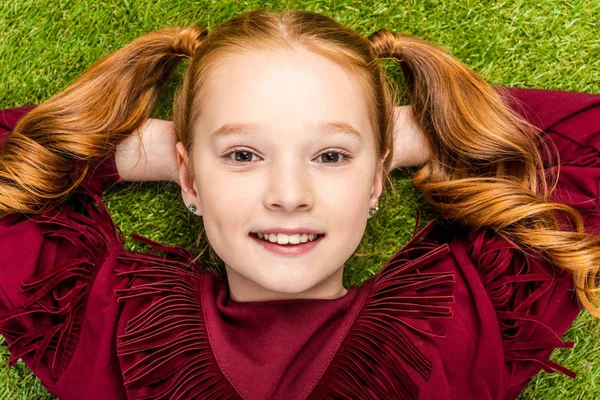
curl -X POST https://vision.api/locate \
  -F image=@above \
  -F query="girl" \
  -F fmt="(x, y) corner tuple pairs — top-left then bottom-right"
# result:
(1, 8), (599, 400)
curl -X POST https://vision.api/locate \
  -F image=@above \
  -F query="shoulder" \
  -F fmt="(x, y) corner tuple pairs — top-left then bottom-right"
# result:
(312, 214), (458, 398)
(112, 235), (236, 399)
(313, 214), (580, 399)
(432, 219), (579, 396)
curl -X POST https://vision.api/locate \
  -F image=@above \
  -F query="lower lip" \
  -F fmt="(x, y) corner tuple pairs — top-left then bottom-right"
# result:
(250, 234), (325, 256)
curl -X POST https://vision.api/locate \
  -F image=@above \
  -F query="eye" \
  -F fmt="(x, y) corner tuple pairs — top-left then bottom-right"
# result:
(223, 149), (261, 164)
(222, 148), (353, 165)
(314, 150), (352, 165)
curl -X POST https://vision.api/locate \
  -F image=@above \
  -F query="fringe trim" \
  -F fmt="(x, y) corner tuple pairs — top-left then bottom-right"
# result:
(308, 210), (455, 400)
(0, 188), (121, 378)
(466, 227), (576, 378)
(113, 211), (454, 400)
(114, 233), (241, 400)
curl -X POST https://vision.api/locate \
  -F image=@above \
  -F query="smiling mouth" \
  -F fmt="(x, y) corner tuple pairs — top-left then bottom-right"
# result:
(248, 232), (325, 255)
(249, 232), (325, 245)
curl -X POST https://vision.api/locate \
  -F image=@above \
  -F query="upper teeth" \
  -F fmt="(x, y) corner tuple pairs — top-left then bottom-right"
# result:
(256, 232), (319, 244)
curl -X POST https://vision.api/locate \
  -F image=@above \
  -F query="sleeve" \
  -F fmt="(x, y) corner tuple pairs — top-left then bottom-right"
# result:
(0, 106), (126, 397)
(477, 87), (600, 398)
(500, 87), (600, 234)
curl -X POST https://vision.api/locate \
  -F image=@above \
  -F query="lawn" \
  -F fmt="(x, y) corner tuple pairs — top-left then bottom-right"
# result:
(1, 0), (599, 399)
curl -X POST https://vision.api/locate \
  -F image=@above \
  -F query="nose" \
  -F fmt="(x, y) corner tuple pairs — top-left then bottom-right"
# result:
(264, 155), (314, 213)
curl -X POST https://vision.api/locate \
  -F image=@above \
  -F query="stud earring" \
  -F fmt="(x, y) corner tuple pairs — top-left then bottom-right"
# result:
(368, 205), (379, 219)
(187, 204), (197, 213)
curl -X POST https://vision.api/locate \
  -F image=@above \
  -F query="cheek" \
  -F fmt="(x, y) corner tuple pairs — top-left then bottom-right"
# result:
(318, 171), (372, 239)
(321, 175), (369, 211)
(196, 167), (260, 230)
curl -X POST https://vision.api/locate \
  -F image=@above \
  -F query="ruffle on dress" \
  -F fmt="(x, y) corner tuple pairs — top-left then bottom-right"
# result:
(112, 210), (456, 400)
(308, 212), (455, 399)
(0, 187), (123, 378)
(467, 227), (576, 377)
(114, 234), (239, 400)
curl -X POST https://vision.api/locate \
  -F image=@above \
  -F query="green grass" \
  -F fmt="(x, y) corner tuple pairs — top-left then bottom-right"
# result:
(1, 0), (599, 398)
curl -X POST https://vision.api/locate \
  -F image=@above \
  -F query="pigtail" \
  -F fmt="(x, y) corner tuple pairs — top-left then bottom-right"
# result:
(0, 25), (207, 216)
(369, 29), (600, 316)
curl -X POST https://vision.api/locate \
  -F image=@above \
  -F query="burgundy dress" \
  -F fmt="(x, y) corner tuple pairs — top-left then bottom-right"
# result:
(0, 87), (598, 400)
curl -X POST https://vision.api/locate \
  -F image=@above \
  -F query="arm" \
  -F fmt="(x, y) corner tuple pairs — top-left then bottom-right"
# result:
(0, 106), (126, 397)
(389, 105), (431, 170)
(1, 107), (179, 199)
(464, 87), (599, 397)
(115, 118), (180, 185)
(390, 87), (600, 171)
(497, 87), (600, 397)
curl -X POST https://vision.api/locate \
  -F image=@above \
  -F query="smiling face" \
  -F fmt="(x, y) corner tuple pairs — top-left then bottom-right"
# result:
(176, 47), (387, 302)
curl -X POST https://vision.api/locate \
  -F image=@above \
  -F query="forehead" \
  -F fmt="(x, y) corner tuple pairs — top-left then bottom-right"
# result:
(195, 48), (373, 140)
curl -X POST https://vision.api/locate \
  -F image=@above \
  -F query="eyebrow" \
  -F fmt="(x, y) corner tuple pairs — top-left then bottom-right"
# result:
(210, 121), (363, 141)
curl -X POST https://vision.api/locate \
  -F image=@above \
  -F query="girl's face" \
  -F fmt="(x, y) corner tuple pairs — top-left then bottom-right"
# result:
(177, 48), (386, 302)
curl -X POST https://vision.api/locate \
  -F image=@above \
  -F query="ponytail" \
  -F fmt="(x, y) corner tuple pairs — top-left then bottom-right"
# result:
(369, 29), (600, 317)
(0, 25), (207, 216)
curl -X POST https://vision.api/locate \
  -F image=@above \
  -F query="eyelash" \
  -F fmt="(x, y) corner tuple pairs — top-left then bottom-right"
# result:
(222, 148), (353, 166)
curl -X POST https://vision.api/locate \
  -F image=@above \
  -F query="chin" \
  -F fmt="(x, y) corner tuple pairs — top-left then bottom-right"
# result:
(258, 274), (321, 296)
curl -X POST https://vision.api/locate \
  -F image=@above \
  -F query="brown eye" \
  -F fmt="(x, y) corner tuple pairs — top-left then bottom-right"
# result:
(315, 150), (350, 164)
(226, 150), (259, 163)
(234, 151), (251, 162)
(324, 152), (339, 163)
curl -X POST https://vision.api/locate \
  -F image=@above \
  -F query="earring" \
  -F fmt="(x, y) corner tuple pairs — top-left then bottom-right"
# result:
(187, 204), (197, 213)
(368, 205), (379, 219)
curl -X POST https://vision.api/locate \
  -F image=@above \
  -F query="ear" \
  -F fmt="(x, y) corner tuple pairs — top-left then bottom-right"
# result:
(176, 141), (203, 215)
(369, 149), (390, 208)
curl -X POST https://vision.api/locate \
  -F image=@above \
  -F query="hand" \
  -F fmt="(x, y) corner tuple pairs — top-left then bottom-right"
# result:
(389, 106), (431, 171)
(115, 118), (181, 185)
